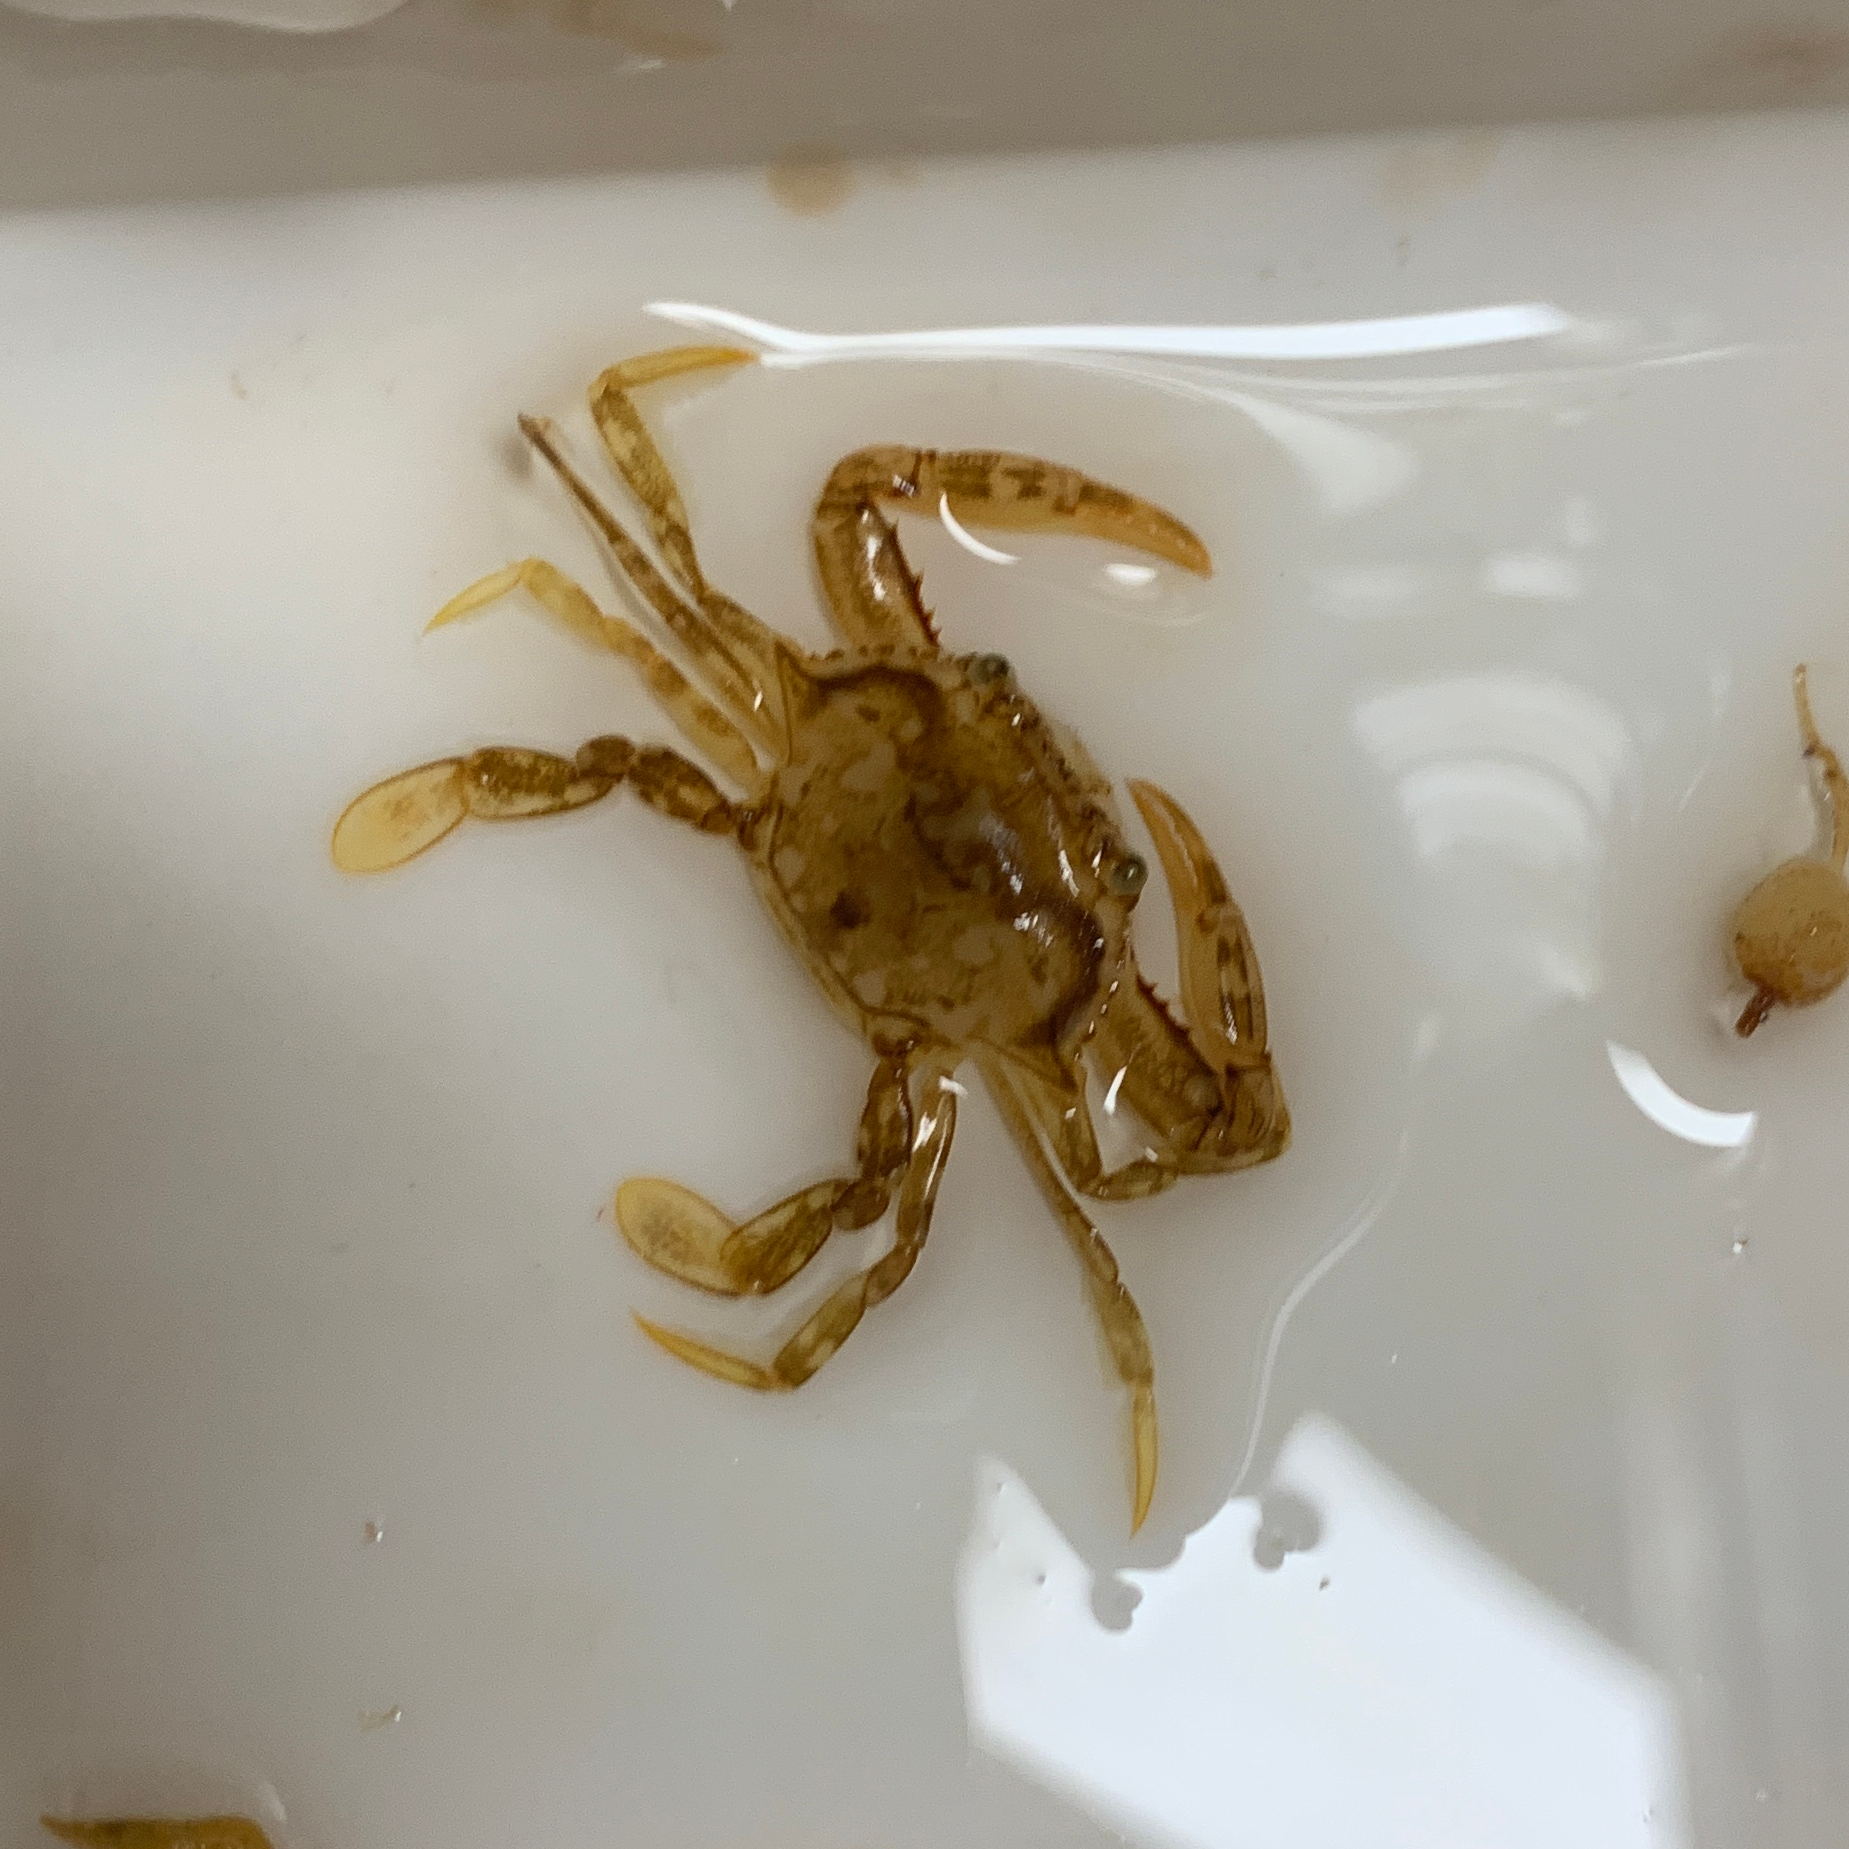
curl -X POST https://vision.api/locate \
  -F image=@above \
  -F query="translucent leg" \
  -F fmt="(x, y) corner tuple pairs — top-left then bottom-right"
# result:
(634, 1072), (958, 1389)
(983, 1055), (1159, 1533)
(428, 555), (760, 790)
(615, 1057), (914, 1298)
(331, 736), (732, 874)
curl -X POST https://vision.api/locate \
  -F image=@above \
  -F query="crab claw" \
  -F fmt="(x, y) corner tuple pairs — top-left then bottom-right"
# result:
(1128, 779), (1268, 1070)
(928, 453), (1212, 577)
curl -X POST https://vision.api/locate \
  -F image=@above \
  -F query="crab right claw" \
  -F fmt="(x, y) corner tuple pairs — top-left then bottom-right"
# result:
(1129, 779), (1271, 1073)
(1063, 777), (1290, 1176)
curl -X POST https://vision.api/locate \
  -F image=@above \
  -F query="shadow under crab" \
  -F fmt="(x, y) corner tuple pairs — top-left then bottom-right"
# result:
(333, 345), (1289, 1530)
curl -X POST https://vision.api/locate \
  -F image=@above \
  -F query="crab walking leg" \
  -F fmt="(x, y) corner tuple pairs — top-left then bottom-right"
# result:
(518, 415), (781, 754)
(635, 1072), (959, 1389)
(616, 1055), (916, 1298)
(816, 445), (1214, 580)
(331, 737), (733, 874)
(587, 346), (755, 593)
(427, 556), (762, 791)
(1795, 664), (1849, 872)
(983, 1057), (1159, 1533)
(587, 348), (790, 712)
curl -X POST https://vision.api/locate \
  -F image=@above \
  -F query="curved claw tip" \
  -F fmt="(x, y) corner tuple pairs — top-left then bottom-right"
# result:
(1105, 506), (1211, 579)
(1125, 779), (1223, 905)
(1131, 1386), (1159, 1534)
(1124, 776), (1187, 840)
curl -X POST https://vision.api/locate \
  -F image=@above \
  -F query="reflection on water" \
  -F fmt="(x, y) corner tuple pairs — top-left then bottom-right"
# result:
(1483, 549), (1585, 602)
(1225, 394), (1417, 516)
(1607, 1043), (1756, 1151)
(1355, 673), (1632, 1034)
(647, 301), (1575, 364)
(939, 494), (1020, 565)
(958, 1418), (1685, 1848)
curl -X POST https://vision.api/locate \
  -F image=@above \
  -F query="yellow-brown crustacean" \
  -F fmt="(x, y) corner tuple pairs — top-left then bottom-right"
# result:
(40, 1819), (275, 1849)
(333, 346), (1290, 1530)
(1732, 663), (1849, 1035)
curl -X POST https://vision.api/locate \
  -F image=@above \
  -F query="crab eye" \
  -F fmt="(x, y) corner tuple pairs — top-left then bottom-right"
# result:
(970, 652), (1012, 686)
(1107, 852), (1148, 897)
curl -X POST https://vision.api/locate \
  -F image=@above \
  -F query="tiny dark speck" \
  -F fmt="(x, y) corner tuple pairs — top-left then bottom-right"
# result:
(829, 890), (869, 930)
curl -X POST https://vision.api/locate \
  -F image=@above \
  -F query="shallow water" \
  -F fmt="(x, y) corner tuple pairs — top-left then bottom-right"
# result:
(6, 108), (1849, 1848)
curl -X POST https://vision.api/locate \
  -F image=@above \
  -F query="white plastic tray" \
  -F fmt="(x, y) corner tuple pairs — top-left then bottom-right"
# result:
(7, 105), (1849, 1848)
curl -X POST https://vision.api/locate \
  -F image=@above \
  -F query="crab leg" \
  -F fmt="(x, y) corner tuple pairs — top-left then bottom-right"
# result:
(517, 415), (781, 755)
(331, 736), (732, 874)
(1795, 663), (1849, 872)
(983, 1056), (1159, 1534)
(586, 347), (791, 733)
(587, 346), (753, 592)
(426, 556), (761, 791)
(634, 1070), (959, 1390)
(615, 1054), (915, 1298)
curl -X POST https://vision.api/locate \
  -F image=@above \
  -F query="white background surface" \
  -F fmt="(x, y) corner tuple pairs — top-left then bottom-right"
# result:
(7, 111), (1849, 1845)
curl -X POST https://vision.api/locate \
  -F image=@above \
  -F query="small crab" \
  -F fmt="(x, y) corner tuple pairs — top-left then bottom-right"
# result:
(1732, 664), (1849, 1036)
(333, 346), (1289, 1529)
